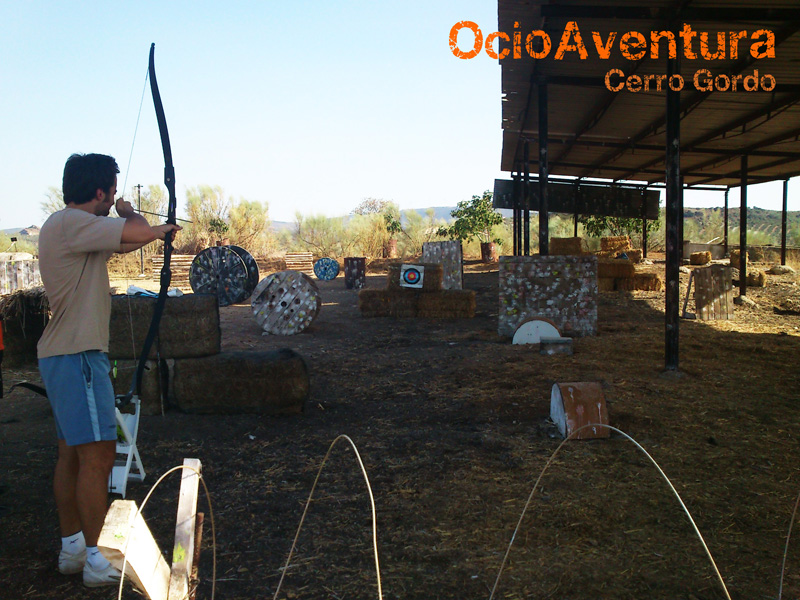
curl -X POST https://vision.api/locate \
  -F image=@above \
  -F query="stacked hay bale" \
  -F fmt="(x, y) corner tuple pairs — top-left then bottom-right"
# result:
(359, 263), (475, 318)
(597, 257), (663, 292)
(600, 236), (632, 257)
(109, 294), (307, 415)
(550, 237), (588, 256)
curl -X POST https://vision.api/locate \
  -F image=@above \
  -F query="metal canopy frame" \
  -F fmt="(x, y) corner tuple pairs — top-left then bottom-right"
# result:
(497, 0), (800, 370)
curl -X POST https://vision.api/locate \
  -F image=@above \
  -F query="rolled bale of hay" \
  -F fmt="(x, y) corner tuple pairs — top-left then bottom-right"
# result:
(597, 277), (616, 292)
(110, 359), (165, 415)
(172, 349), (308, 414)
(109, 294), (220, 360)
(747, 269), (766, 287)
(600, 236), (631, 255)
(386, 263), (443, 291)
(690, 251), (712, 265)
(597, 258), (635, 279)
(616, 272), (663, 291)
(550, 237), (588, 256)
(730, 249), (748, 268)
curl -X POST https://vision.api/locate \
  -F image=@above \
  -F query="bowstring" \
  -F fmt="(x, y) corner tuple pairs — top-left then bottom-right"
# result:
(120, 60), (152, 394)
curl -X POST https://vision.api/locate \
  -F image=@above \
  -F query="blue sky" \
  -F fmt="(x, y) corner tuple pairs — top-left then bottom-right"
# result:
(1, 1), (796, 229)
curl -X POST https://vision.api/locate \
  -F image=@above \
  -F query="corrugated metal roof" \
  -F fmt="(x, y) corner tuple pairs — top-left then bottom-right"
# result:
(498, 0), (800, 187)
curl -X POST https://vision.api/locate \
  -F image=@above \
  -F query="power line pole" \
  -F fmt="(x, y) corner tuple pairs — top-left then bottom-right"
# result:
(135, 184), (144, 276)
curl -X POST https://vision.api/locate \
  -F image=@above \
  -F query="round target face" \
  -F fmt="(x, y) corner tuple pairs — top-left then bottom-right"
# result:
(313, 257), (340, 281)
(402, 267), (421, 285)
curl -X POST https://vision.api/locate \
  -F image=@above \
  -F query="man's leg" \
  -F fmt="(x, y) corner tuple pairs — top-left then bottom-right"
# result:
(73, 440), (116, 546)
(53, 440), (81, 537)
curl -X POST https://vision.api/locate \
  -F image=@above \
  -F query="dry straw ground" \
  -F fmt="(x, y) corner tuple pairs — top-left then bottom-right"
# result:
(1, 255), (799, 600)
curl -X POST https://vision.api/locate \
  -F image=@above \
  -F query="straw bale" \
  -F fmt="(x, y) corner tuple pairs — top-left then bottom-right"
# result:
(110, 359), (165, 415)
(359, 289), (475, 318)
(730, 249), (749, 267)
(417, 290), (476, 318)
(550, 237), (588, 256)
(2, 309), (48, 367)
(600, 236), (631, 254)
(172, 349), (308, 414)
(626, 249), (643, 263)
(747, 269), (766, 287)
(0, 286), (49, 321)
(690, 251), (712, 265)
(109, 294), (220, 360)
(597, 277), (616, 292)
(616, 272), (663, 291)
(386, 263), (443, 292)
(597, 258), (635, 279)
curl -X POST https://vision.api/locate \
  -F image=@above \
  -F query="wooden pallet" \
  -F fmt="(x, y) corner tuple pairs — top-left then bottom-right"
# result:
(151, 254), (194, 287)
(284, 252), (314, 274)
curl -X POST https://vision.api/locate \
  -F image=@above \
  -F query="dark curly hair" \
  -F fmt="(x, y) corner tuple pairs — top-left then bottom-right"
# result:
(62, 153), (120, 205)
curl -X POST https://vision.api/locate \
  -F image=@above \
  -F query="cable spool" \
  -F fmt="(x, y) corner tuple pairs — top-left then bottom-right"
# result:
(313, 257), (340, 281)
(251, 270), (321, 335)
(189, 246), (258, 306)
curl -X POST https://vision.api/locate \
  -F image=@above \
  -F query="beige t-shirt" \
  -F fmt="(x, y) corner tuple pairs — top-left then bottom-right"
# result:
(37, 208), (125, 358)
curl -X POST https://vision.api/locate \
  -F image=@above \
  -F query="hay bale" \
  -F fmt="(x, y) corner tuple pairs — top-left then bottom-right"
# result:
(600, 236), (631, 254)
(616, 272), (663, 291)
(747, 269), (766, 287)
(110, 359), (166, 415)
(597, 258), (635, 279)
(690, 251), (712, 265)
(730, 249), (749, 268)
(597, 277), (616, 292)
(358, 289), (475, 318)
(626, 249), (643, 263)
(109, 294), (220, 360)
(172, 349), (308, 414)
(417, 290), (476, 318)
(386, 263), (443, 292)
(0, 286), (49, 366)
(550, 237), (588, 256)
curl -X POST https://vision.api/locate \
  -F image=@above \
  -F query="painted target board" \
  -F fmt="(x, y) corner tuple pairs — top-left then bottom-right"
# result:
(251, 270), (321, 335)
(189, 246), (258, 306)
(399, 264), (425, 289)
(313, 257), (340, 280)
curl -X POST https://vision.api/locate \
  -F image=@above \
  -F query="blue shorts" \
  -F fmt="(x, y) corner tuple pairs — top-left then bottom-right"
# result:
(39, 351), (117, 446)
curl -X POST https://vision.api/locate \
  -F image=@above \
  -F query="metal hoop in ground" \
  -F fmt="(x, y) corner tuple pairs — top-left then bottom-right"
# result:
(251, 270), (322, 335)
(313, 257), (340, 280)
(189, 246), (250, 307)
(228, 245), (259, 296)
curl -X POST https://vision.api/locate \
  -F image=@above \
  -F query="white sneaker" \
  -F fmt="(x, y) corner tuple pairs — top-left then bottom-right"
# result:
(83, 562), (122, 587)
(58, 548), (86, 575)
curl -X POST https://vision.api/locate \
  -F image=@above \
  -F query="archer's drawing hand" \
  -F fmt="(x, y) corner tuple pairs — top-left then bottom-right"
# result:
(154, 223), (182, 242)
(115, 197), (137, 218)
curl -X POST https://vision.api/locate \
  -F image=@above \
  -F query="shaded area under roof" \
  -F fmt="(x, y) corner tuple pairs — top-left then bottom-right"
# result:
(498, 0), (800, 188)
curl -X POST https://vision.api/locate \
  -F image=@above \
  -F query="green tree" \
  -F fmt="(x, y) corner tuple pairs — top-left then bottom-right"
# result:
(228, 200), (273, 254)
(293, 213), (357, 258)
(437, 190), (503, 245)
(41, 187), (64, 217)
(400, 209), (446, 256)
(579, 214), (661, 249)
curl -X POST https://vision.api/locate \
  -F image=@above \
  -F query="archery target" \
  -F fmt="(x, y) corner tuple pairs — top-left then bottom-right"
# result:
(313, 257), (340, 280)
(189, 246), (250, 306)
(400, 264), (424, 289)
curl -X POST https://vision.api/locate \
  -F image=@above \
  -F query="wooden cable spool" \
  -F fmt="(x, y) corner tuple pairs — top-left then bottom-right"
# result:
(189, 246), (258, 306)
(251, 270), (321, 335)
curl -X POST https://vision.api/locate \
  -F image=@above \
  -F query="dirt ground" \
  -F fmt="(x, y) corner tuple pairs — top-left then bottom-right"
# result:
(1, 255), (800, 600)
